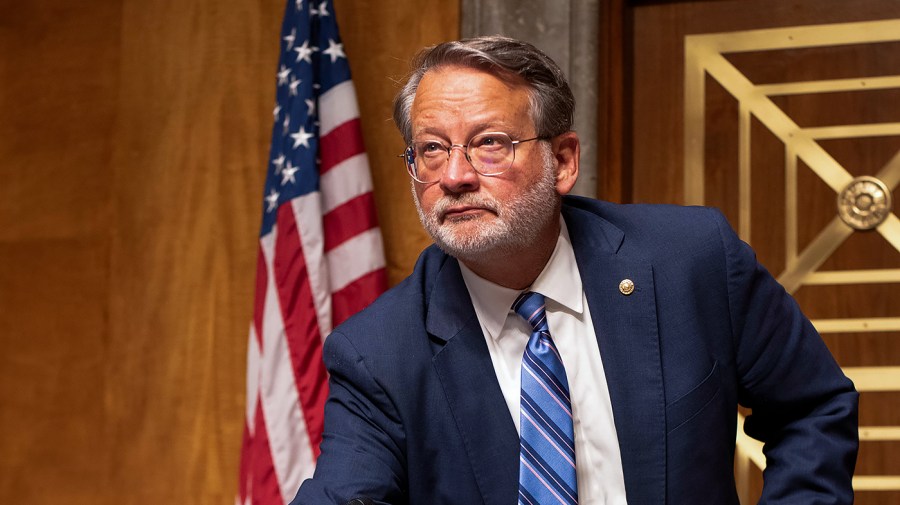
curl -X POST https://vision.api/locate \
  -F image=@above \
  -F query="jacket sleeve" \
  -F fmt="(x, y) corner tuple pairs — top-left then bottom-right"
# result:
(290, 330), (406, 505)
(711, 208), (859, 504)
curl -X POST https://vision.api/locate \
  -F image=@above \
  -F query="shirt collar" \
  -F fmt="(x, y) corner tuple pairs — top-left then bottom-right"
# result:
(460, 217), (583, 341)
(532, 218), (583, 316)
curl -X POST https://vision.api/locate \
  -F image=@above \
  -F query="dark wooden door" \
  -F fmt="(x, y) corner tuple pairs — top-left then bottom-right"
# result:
(611, 1), (900, 502)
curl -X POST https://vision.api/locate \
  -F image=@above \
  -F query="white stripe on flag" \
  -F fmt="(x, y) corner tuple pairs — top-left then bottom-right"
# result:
(290, 192), (333, 338)
(319, 80), (360, 136)
(320, 153), (374, 213)
(259, 230), (317, 503)
(326, 227), (387, 292)
(245, 324), (261, 430)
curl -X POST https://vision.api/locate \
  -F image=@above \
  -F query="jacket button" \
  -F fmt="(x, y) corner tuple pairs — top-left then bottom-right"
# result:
(619, 279), (635, 296)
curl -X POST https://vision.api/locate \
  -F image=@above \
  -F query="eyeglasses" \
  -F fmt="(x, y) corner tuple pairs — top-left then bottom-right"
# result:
(400, 132), (546, 184)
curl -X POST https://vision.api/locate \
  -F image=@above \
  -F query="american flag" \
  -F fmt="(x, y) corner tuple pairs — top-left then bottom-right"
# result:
(237, 1), (388, 503)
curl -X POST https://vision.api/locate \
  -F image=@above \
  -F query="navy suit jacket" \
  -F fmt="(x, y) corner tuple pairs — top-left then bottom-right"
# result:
(292, 197), (858, 504)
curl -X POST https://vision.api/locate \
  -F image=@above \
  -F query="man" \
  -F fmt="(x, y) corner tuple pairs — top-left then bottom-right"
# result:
(292, 36), (858, 504)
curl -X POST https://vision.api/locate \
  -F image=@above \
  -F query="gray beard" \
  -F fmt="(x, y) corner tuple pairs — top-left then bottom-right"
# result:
(412, 145), (560, 263)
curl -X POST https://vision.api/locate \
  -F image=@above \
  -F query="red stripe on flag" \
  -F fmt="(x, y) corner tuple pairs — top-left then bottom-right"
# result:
(331, 267), (389, 327)
(251, 402), (284, 505)
(319, 118), (366, 174)
(272, 204), (328, 456)
(253, 245), (267, 347)
(323, 192), (380, 252)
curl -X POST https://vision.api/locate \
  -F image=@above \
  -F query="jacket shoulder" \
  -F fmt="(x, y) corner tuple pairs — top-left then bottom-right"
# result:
(563, 195), (732, 257)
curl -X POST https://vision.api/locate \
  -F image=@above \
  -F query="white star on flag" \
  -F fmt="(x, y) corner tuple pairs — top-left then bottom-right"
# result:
(289, 77), (301, 96)
(290, 126), (314, 149)
(294, 39), (315, 63)
(264, 188), (280, 212)
(277, 65), (291, 85)
(272, 154), (286, 173)
(305, 98), (316, 116)
(317, 1), (329, 17)
(272, 104), (281, 120)
(283, 28), (296, 50)
(281, 162), (300, 185)
(322, 38), (345, 63)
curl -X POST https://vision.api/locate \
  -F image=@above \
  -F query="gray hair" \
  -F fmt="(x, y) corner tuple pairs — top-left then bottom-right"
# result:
(392, 35), (575, 144)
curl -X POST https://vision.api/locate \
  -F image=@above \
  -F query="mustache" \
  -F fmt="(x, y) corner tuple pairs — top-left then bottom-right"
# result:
(432, 193), (500, 217)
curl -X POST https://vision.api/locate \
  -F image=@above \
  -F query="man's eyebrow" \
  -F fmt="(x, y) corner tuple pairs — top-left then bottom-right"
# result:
(415, 127), (448, 138)
(415, 122), (514, 139)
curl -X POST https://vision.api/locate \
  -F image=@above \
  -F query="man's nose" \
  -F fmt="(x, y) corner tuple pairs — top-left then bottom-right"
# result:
(439, 147), (479, 193)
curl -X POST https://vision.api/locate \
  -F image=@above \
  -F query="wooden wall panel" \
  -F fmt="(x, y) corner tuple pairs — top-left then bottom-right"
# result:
(629, 0), (896, 205)
(100, 2), (280, 500)
(0, 242), (111, 503)
(1, 1), (123, 503)
(0, 0), (458, 503)
(627, 1), (900, 501)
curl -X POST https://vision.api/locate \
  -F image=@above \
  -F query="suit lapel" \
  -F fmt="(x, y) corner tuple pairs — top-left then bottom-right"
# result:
(427, 258), (519, 505)
(564, 205), (666, 505)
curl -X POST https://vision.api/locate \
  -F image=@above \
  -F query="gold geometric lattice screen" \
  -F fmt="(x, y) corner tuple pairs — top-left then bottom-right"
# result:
(684, 19), (900, 498)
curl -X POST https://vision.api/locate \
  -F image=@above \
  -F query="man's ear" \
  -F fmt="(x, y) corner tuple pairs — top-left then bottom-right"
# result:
(552, 131), (579, 195)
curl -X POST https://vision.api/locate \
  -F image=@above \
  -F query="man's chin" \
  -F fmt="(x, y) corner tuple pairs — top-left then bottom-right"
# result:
(433, 238), (497, 261)
(430, 226), (521, 261)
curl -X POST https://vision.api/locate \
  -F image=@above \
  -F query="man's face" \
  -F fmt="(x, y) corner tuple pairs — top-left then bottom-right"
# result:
(409, 65), (560, 261)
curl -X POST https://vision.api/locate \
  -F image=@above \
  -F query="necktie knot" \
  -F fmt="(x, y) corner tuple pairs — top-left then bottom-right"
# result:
(512, 291), (549, 333)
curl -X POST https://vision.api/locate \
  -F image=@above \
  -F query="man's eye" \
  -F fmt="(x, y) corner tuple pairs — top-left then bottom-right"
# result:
(473, 134), (509, 150)
(419, 142), (447, 156)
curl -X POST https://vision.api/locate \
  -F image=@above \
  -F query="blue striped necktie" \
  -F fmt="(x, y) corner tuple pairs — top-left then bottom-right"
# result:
(513, 291), (578, 505)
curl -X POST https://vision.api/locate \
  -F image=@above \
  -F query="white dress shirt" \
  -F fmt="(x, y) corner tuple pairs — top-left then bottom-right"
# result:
(459, 218), (628, 504)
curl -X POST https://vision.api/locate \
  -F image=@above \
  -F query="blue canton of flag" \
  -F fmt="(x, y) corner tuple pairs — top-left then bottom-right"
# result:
(261, 0), (351, 235)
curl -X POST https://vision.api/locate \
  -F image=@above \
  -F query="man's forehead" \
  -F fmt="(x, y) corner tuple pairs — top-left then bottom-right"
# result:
(410, 70), (534, 136)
